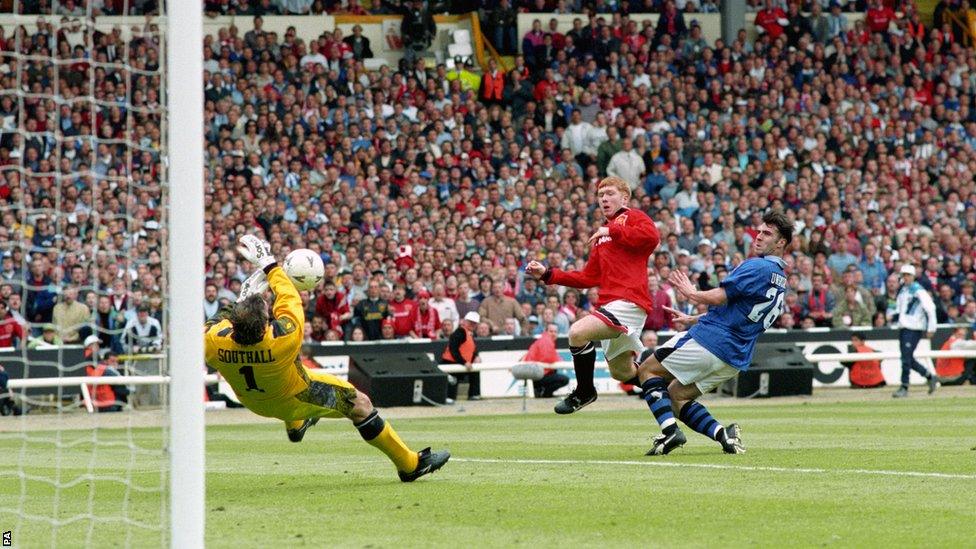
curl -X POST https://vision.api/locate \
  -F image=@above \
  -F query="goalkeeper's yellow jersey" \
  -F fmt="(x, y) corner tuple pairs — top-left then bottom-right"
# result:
(204, 266), (308, 410)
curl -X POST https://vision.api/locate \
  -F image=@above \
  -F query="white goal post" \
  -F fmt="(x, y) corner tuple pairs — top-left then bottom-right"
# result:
(165, 0), (206, 546)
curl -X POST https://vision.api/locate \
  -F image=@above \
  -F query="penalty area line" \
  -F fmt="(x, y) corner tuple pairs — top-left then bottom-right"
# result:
(451, 458), (976, 480)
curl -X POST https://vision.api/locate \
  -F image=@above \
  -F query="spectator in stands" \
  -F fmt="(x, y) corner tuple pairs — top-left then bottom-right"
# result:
(825, 2), (849, 40)
(654, 1), (687, 46)
(522, 18), (545, 60)
(24, 258), (56, 328)
(865, 0), (896, 34)
(827, 238), (859, 277)
(0, 300), (24, 350)
(429, 283), (459, 326)
(479, 279), (525, 334)
(833, 266), (876, 317)
(27, 324), (63, 349)
(354, 281), (390, 341)
(644, 275), (673, 331)
(91, 295), (125, 355)
(454, 282), (479, 319)
(380, 318), (397, 340)
(204, 283), (220, 321)
(410, 290), (440, 339)
(802, 273), (835, 328)
(343, 24), (373, 59)
(843, 334), (886, 389)
(754, 0), (788, 39)
(479, 58), (506, 106)
(558, 290), (580, 324)
(517, 277), (545, 307)
(388, 284), (416, 338)
(809, 3), (830, 43)
(52, 286), (89, 344)
(124, 304), (163, 354)
(315, 281), (352, 337)
(400, 0), (435, 64)
(859, 243), (887, 297)
(681, 20), (708, 59)
(0, 253), (20, 292)
(606, 137), (645, 192)
(833, 286), (872, 328)
(488, 0), (517, 55)
(441, 311), (482, 403)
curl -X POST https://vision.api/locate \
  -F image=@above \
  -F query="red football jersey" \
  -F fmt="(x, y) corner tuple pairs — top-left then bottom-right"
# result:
(546, 207), (659, 314)
(389, 298), (417, 337)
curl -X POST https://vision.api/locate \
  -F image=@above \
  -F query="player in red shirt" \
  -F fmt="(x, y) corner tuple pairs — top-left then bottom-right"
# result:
(526, 177), (660, 414)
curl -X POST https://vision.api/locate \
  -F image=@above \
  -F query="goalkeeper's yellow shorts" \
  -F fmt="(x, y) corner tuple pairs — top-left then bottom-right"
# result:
(245, 369), (358, 422)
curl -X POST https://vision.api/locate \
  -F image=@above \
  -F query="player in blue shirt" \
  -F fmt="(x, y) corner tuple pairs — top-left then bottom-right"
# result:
(637, 211), (793, 455)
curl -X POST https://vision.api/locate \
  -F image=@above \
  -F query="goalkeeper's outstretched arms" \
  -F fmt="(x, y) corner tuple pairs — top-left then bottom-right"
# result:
(235, 235), (304, 349)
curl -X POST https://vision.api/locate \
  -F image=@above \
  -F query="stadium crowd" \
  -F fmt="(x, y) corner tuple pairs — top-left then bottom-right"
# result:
(0, 0), (975, 354)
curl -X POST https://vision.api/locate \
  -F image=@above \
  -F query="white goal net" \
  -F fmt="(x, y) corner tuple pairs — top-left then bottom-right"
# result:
(0, 0), (204, 547)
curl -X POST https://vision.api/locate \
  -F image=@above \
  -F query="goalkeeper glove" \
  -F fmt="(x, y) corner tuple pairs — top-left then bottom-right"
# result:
(237, 269), (269, 302)
(237, 235), (277, 271)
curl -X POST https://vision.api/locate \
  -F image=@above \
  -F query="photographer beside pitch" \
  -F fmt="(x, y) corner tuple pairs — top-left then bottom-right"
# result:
(204, 235), (449, 482)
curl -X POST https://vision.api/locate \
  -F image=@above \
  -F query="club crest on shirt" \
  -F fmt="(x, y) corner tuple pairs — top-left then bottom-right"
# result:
(614, 214), (628, 225)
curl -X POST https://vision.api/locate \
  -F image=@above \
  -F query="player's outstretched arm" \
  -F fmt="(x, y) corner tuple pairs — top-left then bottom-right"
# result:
(266, 266), (304, 341)
(238, 235), (304, 345)
(528, 248), (602, 290)
(663, 306), (703, 326)
(237, 269), (269, 302)
(669, 270), (727, 306)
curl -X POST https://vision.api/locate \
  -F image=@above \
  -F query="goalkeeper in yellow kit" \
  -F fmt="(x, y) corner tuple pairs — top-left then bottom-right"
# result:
(205, 235), (449, 482)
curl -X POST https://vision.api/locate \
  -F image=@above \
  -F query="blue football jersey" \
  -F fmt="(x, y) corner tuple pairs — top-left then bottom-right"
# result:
(689, 256), (788, 371)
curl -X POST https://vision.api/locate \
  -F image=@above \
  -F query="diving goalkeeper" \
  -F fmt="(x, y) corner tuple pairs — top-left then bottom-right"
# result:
(205, 235), (449, 482)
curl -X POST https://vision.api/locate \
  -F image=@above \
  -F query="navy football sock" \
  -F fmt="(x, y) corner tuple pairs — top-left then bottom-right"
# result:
(641, 377), (677, 435)
(678, 401), (724, 441)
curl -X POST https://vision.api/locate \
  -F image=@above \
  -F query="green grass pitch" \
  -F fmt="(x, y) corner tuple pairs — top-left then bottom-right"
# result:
(2, 394), (975, 548)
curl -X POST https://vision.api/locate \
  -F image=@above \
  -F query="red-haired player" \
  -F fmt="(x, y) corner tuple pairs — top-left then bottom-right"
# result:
(526, 177), (660, 414)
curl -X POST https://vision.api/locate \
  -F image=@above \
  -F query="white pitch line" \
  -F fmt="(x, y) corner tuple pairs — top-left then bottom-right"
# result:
(452, 458), (976, 480)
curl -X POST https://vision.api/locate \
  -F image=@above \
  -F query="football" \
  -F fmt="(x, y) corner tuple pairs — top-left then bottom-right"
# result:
(283, 248), (324, 291)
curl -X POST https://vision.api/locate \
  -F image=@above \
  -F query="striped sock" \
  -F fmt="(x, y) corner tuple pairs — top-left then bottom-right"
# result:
(640, 377), (677, 435)
(678, 401), (725, 442)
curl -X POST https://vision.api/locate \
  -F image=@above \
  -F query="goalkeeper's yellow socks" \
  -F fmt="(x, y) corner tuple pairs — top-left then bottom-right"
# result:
(286, 420), (304, 431)
(355, 411), (419, 473)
